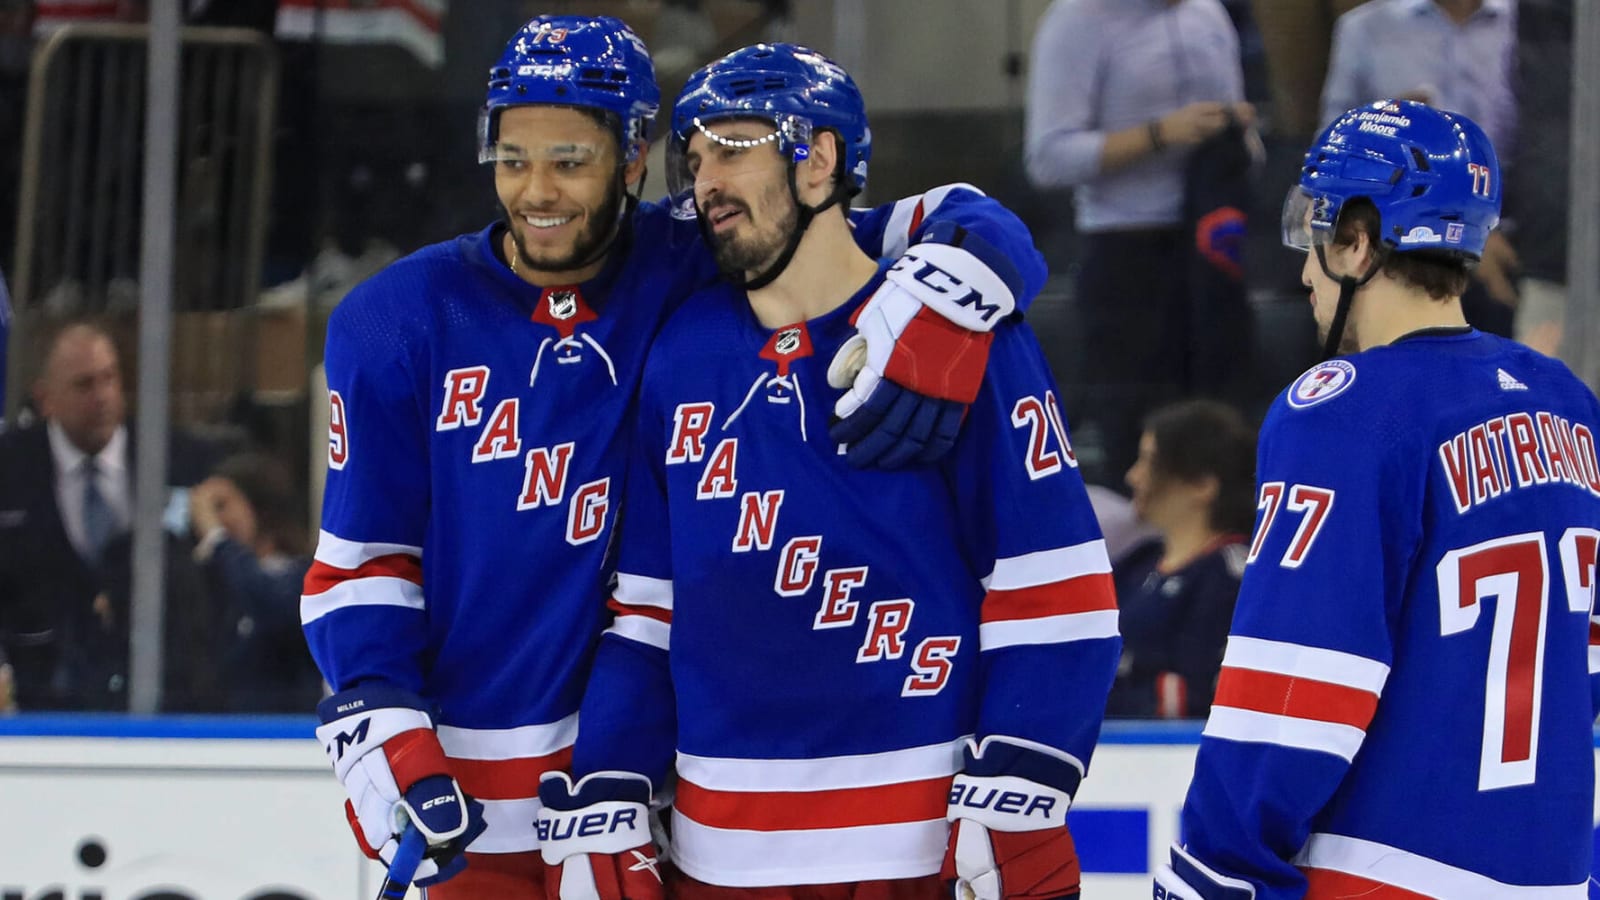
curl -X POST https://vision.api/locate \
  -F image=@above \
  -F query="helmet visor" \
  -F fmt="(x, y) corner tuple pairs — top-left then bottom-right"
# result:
(665, 115), (810, 200)
(1281, 186), (1339, 252)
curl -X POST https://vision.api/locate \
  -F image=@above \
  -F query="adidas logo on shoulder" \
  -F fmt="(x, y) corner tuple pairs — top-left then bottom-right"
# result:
(1497, 368), (1528, 391)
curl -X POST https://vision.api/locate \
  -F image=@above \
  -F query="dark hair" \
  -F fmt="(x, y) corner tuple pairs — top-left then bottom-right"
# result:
(1143, 399), (1257, 535)
(212, 452), (306, 557)
(1333, 198), (1473, 299)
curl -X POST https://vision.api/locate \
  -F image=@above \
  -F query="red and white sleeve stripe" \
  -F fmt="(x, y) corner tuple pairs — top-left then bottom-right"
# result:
(300, 530), (424, 624)
(878, 182), (984, 258)
(605, 572), (673, 651)
(978, 539), (1119, 650)
(1205, 636), (1390, 762)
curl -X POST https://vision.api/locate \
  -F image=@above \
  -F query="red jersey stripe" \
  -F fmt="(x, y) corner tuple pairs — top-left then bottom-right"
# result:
(608, 598), (672, 625)
(981, 572), (1118, 623)
(1214, 667), (1379, 729)
(448, 747), (572, 802)
(1302, 867), (1435, 900)
(675, 776), (950, 831)
(303, 553), (423, 596)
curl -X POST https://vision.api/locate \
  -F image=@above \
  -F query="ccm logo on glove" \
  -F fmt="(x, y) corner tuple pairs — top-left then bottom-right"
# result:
(887, 253), (1004, 326)
(328, 717), (370, 760)
(950, 782), (1058, 819)
(535, 807), (641, 842)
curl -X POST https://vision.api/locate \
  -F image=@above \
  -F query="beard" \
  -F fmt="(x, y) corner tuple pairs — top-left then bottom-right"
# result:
(504, 181), (624, 275)
(706, 183), (798, 275)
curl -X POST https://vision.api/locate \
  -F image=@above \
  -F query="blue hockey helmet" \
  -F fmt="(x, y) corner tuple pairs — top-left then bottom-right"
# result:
(666, 43), (871, 199)
(1282, 99), (1501, 261)
(480, 16), (660, 164)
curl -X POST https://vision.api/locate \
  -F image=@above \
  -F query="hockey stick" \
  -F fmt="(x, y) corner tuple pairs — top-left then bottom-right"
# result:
(376, 823), (427, 900)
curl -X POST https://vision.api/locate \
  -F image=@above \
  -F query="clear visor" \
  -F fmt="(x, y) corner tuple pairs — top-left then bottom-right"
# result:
(665, 115), (811, 201)
(1281, 186), (1338, 252)
(476, 107), (612, 167)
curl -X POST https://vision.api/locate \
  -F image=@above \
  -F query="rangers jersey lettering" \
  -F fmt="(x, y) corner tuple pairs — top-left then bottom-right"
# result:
(302, 188), (1050, 855)
(571, 270), (1119, 887)
(1170, 331), (1600, 898)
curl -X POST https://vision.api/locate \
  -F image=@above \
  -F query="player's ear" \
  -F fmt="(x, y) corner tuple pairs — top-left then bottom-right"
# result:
(802, 131), (840, 197)
(623, 143), (648, 189)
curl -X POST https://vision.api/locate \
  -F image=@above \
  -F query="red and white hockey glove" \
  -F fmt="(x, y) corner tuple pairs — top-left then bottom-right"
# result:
(537, 771), (664, 900)
(828, 221), (1021, 469)
(942, 737), (1084, 900)
(316, 685), (486, 887)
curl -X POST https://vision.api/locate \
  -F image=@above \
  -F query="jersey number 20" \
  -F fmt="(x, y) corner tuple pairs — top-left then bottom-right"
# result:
(1437, 528), (1599, 790)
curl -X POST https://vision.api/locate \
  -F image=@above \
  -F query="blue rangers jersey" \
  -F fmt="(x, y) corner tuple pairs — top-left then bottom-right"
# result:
(1168, 330), (1600, 899)
(572, 267), (1121, 887)
(301, 186), (1046, 857)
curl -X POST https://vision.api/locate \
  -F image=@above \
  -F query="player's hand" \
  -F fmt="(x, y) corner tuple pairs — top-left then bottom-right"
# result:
(316, 685), (486, 887)
(1475, 229), (1520, 308)
(942, 738), (1082, 900)
(827, 223), (1019, 469)
(538, 772), (664, 900)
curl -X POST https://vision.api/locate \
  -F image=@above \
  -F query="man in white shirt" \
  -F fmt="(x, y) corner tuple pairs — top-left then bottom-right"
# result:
(0, 321), (214, 710)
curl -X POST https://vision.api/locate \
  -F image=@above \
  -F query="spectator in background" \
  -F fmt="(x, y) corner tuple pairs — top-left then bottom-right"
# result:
(1024, 0), (1252, 486)
(1319, 0), (1518, 336)
(1108, 399), (1255, 719)
(0, 321), (215, 710)
(189, 453), (322, 713)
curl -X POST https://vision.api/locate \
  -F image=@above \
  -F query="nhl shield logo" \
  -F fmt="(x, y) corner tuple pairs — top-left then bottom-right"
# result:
(1288, 359), (1356, 409)
(548, 290), (578, 321)
(775, 327), (803, 356)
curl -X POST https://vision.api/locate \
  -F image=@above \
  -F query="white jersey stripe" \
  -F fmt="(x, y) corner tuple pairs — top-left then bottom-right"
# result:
(1202, 706), (1367, 762)
(300, 576), (423, 624)
(672, 812), (947, 887)
(436, 713), (578, 761)
(312, 529), (423, 569)
(470, 796), (545, 854)
(1588, 645), (1600, 675)
(677, 740), (965, 792)
(607, 614), (670, 651)
(980, 609), (1120, 650)
(981, 540), (1113, 591)
(1223, 635), (1390, 693)
(615, 572), (674, 611)
(1294, 833), (1587, 898)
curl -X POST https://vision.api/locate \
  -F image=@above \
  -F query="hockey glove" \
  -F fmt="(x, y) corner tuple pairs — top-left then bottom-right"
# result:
(316, 684), (486, 887)
(1152, 845), (1255, 900)
(942, 737), (1083, 900)
(538, 771), (664, 900)
(828, 222), (1020, 469)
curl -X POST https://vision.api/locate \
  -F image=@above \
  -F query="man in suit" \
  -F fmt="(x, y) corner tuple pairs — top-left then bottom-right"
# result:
(0, 321), (215, 710)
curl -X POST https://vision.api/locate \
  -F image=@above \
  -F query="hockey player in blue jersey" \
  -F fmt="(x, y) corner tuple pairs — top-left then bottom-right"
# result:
(303, 14), (1053, 899)
(1153, 100), (1600, 900)
(534, 43), (1120, 900)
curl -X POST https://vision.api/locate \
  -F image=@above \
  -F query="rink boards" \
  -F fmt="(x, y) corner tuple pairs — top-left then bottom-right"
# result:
(0, 718), (1595, 899)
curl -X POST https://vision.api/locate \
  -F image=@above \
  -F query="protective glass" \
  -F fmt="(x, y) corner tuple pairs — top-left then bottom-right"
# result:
(665, 115), (811, 200)
(1280, 186), (1339, 252)
(479, 136), (607, 171)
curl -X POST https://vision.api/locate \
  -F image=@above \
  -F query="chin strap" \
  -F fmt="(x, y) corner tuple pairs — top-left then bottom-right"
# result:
(1314, 243), (1385, 360)
(706, 163), (859, 292)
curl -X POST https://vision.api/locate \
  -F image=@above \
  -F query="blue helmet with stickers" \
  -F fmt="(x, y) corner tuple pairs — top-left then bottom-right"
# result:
(480, 15), (660, 164)
(668, 42), (871, 196)
(1282, 99), (1501, 260)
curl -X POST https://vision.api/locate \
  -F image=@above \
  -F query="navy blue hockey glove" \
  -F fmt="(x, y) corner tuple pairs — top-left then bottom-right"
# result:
(828, 222), (1021, 469)
(316, 684), (487, 887)
(537, 771), (664, 900)
(943, 737), (1083, 900)
(1153, 844), (1255, 900)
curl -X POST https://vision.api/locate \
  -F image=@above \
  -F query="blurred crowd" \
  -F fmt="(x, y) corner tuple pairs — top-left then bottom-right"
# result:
(0, 0), (1582, 716)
